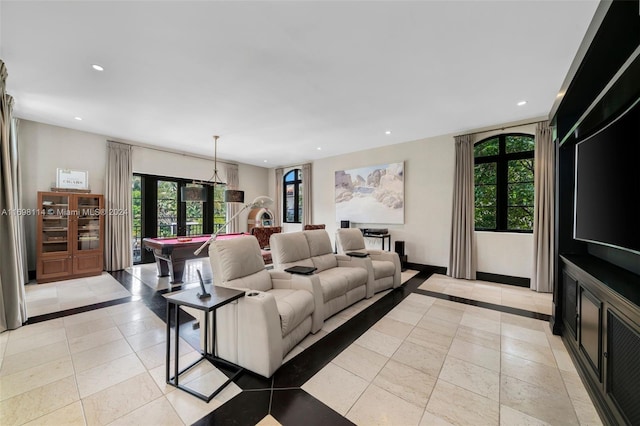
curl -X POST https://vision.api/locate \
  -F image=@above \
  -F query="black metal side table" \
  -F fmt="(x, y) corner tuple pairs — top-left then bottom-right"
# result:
(363, 233), (392, 251)
(165, 285), (245, 402)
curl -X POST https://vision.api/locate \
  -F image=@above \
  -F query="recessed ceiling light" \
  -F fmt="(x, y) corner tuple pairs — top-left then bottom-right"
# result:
(317, 147), (322, 151)
(91, 64), (104, 71)
(385, 130), (392, 135)
(517, 100), (527, 106)
(74, 116), (83, 121)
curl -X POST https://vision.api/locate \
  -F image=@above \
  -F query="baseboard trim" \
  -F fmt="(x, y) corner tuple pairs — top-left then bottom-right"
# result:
(404, 264), (530, 288)
(476, 271), (530, 288)
(405, 262), (447, 275)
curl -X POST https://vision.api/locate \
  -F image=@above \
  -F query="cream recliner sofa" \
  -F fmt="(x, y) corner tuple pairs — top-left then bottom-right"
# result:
(336, 228), (402, 295)
(204, 236), (323, 378)
(270, 229), (370, 321)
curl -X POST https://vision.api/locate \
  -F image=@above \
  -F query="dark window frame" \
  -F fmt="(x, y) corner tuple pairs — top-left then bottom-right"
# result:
(474, 133), (535, 233)
(133, 173), (225, 264)
(283, 169), (302, 224)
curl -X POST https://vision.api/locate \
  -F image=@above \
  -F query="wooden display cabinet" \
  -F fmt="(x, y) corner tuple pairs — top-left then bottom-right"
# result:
(36, 191), (104, 283)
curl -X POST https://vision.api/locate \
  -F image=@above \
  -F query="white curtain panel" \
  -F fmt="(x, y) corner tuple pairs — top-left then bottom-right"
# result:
(274, 167), (283, 226)
(302, 163), (312, 227)
(448, 134), (476, 280)
(531, 121), (555, 292)
(225, 163), (240, 233)
(0, 60), (28, 331)
(104, 141), (132, 271)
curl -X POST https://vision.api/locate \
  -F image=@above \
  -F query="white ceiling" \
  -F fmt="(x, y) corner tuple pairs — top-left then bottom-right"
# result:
(1, 0), (599, 167)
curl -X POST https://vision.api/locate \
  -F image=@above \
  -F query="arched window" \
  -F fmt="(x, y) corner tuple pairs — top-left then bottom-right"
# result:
(474, 133), (535, 232)
(283, 169), (302, 223)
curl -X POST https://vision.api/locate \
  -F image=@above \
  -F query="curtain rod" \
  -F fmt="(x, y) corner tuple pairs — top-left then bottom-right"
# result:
(454, 119), (546, 138)
(107, 139), (238, 167)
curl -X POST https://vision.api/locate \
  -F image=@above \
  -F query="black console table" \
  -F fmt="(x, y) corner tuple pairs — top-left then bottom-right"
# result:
(165, 285), (245, 402)
(363, 233), (391, 251)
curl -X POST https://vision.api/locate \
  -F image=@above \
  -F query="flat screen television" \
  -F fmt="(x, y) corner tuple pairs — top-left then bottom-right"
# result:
(574, 99), (640, 255)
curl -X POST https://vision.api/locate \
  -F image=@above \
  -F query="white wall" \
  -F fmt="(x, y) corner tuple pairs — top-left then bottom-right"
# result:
(132, 145), (269, 232)
(307, 122), (537, 279)
(18, 119), (268, 270)
(20, 120), (108, 270)
(19, 118), (536, 279)
(312, 134), (455, 268)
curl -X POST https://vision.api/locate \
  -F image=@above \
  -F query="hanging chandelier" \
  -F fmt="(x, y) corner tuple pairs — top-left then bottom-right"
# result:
(181, 135), (245, 204)
(181, 135), (225, 202)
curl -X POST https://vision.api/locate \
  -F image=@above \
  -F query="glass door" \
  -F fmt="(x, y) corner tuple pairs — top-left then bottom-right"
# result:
(132, 175), (142, 262)
(133, 174), (224, 264)
(76, 195), (102, 252)
(41, 193), (70, 253)
(157, 180), (178, 237)
(185, 183), (205, 236)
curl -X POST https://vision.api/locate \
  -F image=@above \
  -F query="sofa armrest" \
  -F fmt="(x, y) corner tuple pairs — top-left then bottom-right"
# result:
(236, 291), (284, 378)
(335, 255), (376, 298)
(200, 291), (283, 378)
(270, 271), (324, 333)
(368, 250), (402, 288)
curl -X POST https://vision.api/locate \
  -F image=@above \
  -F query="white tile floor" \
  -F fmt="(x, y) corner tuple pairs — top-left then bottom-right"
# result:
(420, 273), (553, 315)
(125, 262), (212, 292)
(3, 269), (420, 425)
(9, 268), (601, 425)
(24, 273), (132, 317)
(0, 300), (241, 426)
(302, 292), (601, 425)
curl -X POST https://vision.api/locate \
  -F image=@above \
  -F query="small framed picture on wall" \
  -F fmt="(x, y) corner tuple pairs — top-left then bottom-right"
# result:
(56, 169), (89, 190)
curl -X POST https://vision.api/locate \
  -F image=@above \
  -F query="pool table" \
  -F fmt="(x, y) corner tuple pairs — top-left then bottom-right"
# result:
(143, 233), (270, 284)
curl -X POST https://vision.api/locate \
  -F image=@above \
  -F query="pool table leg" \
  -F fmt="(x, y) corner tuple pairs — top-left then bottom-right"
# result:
(170, 259), (186, 284)
(154, 254), (170, 278)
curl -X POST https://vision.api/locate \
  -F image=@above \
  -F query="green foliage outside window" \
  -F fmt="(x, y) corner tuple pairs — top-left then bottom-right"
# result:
(506, 135), (535, 153)
(474, 137), (499, 157)
(213, 184), (226, 233)
(157, 181), (177, 237)
(474, 134), (535, 232)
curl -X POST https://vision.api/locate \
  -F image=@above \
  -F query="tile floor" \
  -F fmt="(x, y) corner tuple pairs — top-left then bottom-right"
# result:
(125, 262), (212, 292)
(2, 267), (418, 425)
(302, 292), (601, 425)
(24, 273), (132, 317)
(419, 273), (553, 315)
(0, 300), (241, 426)
(5, 265), (602, 425)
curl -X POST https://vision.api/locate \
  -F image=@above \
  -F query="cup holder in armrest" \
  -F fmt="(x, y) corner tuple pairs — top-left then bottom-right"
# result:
(246, 291), (260, 297)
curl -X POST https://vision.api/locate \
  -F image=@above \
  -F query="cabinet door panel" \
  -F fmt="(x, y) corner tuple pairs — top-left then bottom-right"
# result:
(607, 310), (640, 425)
(73, 254), (103, 275)
(563, 270), (578, 339)
(40, 257), (72, 279)
(580, 288), (602, 381)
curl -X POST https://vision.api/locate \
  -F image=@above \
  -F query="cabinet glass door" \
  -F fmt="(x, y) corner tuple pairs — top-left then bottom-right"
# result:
(41, 194), (70, 253)
(76, 195), (101, 251)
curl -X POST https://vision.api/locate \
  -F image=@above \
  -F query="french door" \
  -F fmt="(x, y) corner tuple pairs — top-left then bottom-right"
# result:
(133, 173), (223, 264)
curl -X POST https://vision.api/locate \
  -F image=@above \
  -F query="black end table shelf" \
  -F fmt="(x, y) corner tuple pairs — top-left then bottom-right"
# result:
(165, 284), (245, 402)
(363, 233), (391, 251)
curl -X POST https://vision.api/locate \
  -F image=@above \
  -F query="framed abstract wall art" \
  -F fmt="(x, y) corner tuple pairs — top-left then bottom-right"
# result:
(335, 162), (404, 224)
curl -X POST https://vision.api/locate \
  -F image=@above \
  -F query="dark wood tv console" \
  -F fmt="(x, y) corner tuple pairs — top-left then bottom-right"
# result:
(549, 1), (640, 424)
(559, 255), (640, 426)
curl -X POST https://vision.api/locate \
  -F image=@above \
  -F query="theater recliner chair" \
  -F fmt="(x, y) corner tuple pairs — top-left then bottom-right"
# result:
(335, 228), (402, 296)
(270, 230), (370, 321)
(203, 236), (322, 378)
